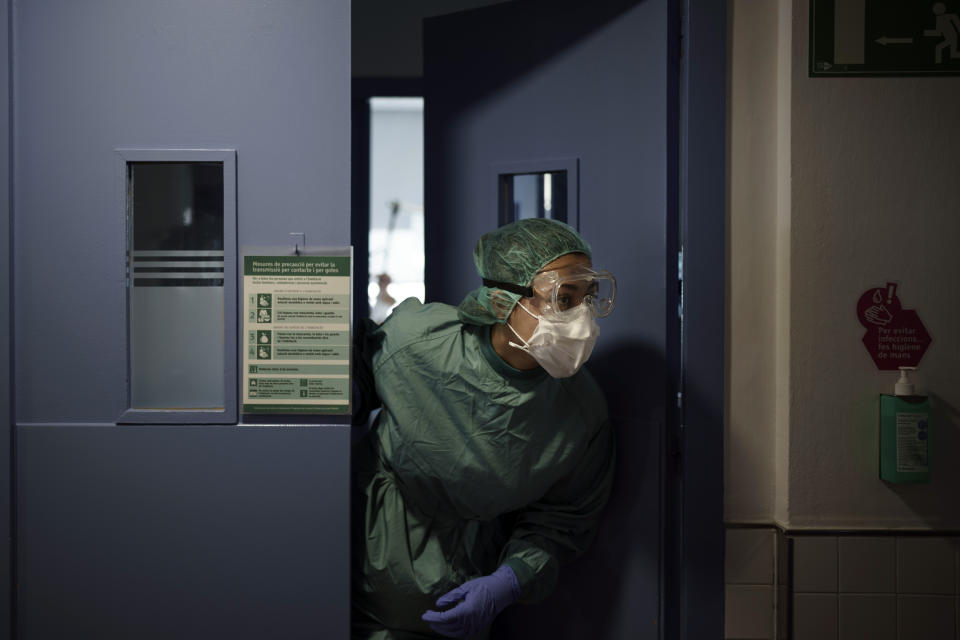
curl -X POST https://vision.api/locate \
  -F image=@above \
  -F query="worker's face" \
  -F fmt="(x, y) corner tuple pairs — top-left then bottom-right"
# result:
(508, 252), (593, 341)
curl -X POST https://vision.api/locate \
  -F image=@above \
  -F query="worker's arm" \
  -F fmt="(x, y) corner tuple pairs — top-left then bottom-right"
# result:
(498, 417), (615, 604)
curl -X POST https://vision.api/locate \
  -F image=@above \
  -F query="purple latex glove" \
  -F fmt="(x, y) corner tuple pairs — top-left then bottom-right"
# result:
(421, 565), (521, 638)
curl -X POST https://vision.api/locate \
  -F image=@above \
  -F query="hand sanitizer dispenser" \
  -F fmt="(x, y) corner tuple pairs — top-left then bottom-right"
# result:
(879, 367), (931, 484)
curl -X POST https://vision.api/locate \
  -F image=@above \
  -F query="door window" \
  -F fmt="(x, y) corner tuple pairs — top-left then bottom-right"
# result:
(499, 171), (568, 223)
(493, 158), (579, 229)
(118, 150), (237, 423)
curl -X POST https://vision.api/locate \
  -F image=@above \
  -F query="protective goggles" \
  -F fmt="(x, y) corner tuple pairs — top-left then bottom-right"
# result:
(484, 266), (616, 319)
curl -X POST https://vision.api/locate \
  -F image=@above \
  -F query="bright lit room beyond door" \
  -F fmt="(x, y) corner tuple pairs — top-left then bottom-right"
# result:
(366, 97), (424, 324)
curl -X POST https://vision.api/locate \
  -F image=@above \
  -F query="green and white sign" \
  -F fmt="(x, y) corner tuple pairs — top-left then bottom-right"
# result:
(242, 254), (351, 414)
(811, 0), (960, 76)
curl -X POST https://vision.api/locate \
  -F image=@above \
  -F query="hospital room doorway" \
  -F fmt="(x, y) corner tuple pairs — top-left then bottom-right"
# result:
(351, 0), (725, 636)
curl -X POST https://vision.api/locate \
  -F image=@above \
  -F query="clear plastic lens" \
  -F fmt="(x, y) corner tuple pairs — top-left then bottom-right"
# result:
(531, 267), (616, 319)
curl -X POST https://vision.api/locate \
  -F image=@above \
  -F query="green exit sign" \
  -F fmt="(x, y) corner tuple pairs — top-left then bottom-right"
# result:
(811, 0), (960, 76)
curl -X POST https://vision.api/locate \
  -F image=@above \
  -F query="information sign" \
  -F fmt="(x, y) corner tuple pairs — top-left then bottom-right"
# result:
(242, 253), (351, 414)
(811, 0), (960, 76)
(856, 282), (931, 370)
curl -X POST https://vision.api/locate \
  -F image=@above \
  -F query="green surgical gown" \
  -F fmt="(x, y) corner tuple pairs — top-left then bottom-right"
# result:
(352, 299), (614, 639)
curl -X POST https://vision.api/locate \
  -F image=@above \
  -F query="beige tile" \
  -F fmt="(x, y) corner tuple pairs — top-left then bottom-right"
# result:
(793, 593), (838, 640)
(955, 539), (959, 596)
(898, 537), (956, 595)
(726, 528), (776, 585)
(838, 594), (896, 640)
(794, 536), (838, 593)
(897, 595), (955, 640)
(839, 536), (896, 593)
(725, 585), (774, 639)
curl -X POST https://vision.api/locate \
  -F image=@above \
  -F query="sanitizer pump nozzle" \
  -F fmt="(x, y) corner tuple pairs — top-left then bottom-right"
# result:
(895, 367), (916, 396)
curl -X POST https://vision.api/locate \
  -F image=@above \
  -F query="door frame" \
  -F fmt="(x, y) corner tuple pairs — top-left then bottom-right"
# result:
(2, 1), (12, 634)
(675, 0), (726, 637)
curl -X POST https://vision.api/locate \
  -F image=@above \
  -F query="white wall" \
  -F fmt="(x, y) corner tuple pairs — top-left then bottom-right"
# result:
(727, 0), (777, 523)
(787, 0), (960, 529)
(726, 0), (790, 525)
(727, 0), (960, 530)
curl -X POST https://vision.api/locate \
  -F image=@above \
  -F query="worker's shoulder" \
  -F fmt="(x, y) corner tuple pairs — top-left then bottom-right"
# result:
(377, 297), (462, 351)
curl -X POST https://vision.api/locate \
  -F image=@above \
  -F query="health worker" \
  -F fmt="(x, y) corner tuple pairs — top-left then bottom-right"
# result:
(352, 218), (616, 639)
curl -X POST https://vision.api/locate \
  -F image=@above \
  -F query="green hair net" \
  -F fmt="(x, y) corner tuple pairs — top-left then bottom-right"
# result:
(457, 218), (592, 325)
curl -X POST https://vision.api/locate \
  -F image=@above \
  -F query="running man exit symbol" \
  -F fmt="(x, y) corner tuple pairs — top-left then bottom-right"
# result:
(811, 0), (960, 75)
(925, 3), (960, 63)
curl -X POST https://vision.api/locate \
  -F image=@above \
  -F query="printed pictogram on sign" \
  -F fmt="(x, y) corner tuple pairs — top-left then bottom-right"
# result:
(856, 283), (932, 370)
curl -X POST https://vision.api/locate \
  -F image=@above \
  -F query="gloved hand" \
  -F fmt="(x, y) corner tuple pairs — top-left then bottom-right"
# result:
(421, 565), (521, 638)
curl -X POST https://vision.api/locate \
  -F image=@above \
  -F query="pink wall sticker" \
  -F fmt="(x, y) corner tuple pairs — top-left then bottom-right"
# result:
(856, 282), (932, 370)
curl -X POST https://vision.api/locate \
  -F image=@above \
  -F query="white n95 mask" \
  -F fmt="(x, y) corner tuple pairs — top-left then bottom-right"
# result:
(507, 301), (599, 378)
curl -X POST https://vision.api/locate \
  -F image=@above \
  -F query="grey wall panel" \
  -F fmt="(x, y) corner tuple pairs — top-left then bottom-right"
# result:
(14, 0), (350, 422)
(12, 1), (351, 637)
(17, 425), (349, 639)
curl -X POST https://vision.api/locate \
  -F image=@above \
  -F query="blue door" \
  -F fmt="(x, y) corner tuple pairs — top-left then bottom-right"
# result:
(9, 2), (350, 637)
(425, 1), (681, 637)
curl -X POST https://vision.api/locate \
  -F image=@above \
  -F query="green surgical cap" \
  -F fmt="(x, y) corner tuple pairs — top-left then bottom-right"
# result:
(457, 218), (591, 325)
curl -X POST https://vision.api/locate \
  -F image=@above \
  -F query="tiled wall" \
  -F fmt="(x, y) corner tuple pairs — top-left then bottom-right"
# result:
(725, 527), (786, 639)
(792, 534), (959, 640)
(725, 528), (960, 640)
